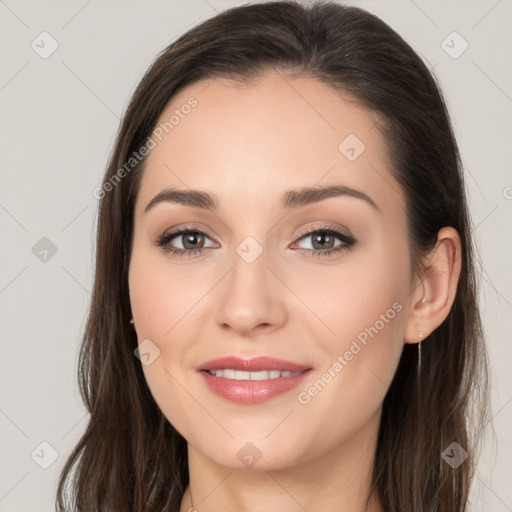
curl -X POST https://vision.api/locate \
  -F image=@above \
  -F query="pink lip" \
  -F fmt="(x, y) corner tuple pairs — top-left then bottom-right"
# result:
(197, 356), (313, 405)
(197, 356), (311, 372)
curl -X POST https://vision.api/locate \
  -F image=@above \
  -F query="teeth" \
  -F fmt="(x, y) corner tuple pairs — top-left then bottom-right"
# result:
(206, 369), (303, 380)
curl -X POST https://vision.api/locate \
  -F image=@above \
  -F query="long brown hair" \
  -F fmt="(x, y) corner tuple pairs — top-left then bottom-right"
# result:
(56, 1), (490, 510)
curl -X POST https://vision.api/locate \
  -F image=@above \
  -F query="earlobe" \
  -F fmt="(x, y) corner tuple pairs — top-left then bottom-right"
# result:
(404, 227), (462, 344)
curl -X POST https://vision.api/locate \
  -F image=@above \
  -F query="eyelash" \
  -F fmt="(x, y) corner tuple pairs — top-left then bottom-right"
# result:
(155, 224), (357, 259)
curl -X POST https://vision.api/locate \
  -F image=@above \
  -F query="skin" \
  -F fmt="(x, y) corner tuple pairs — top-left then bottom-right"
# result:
(128, 71), (461, 512)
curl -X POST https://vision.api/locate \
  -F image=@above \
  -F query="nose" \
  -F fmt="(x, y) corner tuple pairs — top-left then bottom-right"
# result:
(214, 245), (287, 336)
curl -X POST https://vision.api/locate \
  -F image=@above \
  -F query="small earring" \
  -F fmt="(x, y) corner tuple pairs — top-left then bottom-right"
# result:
(129, 318), (135, 326)
(417, 332), (423, 376)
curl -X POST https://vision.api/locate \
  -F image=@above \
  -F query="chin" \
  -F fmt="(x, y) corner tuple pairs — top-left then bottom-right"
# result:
(195, 436), (308, 472)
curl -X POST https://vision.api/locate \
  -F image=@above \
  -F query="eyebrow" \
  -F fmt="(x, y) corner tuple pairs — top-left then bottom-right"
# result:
(144, 184), (380, 213)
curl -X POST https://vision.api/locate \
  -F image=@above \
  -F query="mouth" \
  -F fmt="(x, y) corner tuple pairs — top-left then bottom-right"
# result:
(203, 369), (304, 380)
(197, 356), (313, 405)
(198, 355), (312, 373)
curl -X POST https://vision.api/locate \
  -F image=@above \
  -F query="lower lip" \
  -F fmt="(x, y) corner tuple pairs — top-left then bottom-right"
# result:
(199, 369), (312, 404)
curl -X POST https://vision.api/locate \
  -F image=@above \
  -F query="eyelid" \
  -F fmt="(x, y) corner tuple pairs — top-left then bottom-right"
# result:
(155, 222), (356, 259)
(157, 224), (219, 246)
(293, 222), (353, 240)
(158, 222), (352, 245)
(158, 223), (216, 239)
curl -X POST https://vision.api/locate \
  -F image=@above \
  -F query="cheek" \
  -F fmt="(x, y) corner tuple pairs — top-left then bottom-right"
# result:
(298, 243), (408, 346)
(293, 249), (408, 434)
(128, 244), (197, 346)
(129, 247), (205, 440)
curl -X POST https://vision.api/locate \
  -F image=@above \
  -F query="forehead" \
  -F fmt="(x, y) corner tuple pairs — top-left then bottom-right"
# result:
(135, 72), (403, 217)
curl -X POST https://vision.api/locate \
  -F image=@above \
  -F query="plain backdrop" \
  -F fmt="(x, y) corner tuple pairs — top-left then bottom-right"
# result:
(1, 0), (511, 510)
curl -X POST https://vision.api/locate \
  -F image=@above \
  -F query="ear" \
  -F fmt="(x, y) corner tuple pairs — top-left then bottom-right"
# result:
(404, 227), (462, 343)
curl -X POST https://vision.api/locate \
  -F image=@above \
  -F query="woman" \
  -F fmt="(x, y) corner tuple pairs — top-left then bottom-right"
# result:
(56, 1), (490, 511)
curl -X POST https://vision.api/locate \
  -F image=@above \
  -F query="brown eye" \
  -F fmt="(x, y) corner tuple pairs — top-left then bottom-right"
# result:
(181, 231), (205, 250)
(309, 231), (337, 250)
(155, 227), (216, 256)
(292, 226), (357, 258)
(155, 225), (356, 259)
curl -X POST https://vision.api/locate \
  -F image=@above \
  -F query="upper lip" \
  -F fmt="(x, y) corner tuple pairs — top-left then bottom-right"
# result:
(198, 356), (312, 372)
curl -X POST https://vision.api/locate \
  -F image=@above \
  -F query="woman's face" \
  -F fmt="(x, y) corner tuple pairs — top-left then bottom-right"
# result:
(128, 72), (415, 470)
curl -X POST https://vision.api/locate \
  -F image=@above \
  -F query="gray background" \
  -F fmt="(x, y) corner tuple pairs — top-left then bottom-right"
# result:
(1, 0), (510, 510)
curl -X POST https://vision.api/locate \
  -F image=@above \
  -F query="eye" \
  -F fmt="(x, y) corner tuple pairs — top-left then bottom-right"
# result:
(291, 224), (356, 257)
(155, 224), (357, 258)
(155, 226), (217, 257)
